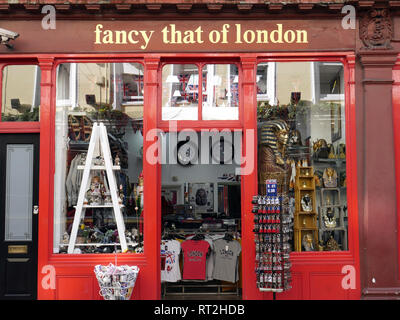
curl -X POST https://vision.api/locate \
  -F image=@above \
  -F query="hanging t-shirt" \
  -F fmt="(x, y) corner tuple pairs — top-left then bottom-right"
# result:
(161, 240), (181, 283)
(181, 240), (210, 280)
(212, 239), (242, 283)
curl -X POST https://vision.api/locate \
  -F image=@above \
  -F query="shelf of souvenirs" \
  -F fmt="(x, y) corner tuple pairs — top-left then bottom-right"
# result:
(66, 216), (143, 224)
(77, 165), (121, 170)
(73, 204), (125, 208)
(59, 242), (139, 247)
(312, 158), (346, 165)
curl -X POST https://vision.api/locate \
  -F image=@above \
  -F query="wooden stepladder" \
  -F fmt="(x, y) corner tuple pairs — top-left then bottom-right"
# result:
(67, 122), (127, 254)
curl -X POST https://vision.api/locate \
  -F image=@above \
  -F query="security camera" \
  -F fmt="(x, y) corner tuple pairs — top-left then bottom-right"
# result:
(0, 28), (19, 49)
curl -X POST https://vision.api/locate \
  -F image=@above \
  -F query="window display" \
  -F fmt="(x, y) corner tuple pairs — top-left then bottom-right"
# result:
(1, 65), (41, 121)
(257, 61), (348, 252)
(54, 63), (144, 254)
(161, 131), (242, 295)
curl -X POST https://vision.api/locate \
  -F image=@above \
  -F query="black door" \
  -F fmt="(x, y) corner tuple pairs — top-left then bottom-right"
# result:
(0, 134), (39, 300)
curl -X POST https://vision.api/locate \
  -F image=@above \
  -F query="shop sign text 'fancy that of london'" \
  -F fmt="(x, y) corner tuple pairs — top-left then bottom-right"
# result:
(0, 19), (355, 53)
(94, 23), (308, 49)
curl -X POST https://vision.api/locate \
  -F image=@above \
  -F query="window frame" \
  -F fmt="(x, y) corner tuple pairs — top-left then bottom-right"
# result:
(51, 59), (146, 257)
(256, 56), (358, 259)
(158, 59), (243, 130)
(0, 61), (41, 132)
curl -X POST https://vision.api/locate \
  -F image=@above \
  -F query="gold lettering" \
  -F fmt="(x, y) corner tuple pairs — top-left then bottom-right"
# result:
(243, 30), (255, 44)
(103, 30), (114, 44)
(209, 30), (220, 43)
(221, 24), (230, 44)
(140, 30), (154, 49)
(161, 26), (170, 44)
(183, 30), (195, 44)
(235, 24), (242, 43)
(128, 30), (139, 44)
(194, 26), (204, 44)
(296, 30), (308, 43)
(284, 30), (296, 43)
(94, 24), (103, 44)
(115, 30), (127, 44)
(270, 24), (283, 44)
(170, 24), (182, 44)
(256, 30), (268, 43)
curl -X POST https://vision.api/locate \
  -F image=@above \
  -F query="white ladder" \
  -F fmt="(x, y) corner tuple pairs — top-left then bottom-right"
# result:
(67, 122), (127, 254)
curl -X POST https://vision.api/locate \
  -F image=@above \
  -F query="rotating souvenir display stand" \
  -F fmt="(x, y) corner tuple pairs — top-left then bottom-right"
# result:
(67, 122), (127, 254)
(252, 180), (292, 295)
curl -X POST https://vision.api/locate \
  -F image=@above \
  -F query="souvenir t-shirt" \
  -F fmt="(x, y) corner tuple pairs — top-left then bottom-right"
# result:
(181, 240), (210, 280)
(161, 240), (181, 282)
(212, 239), (242, 283)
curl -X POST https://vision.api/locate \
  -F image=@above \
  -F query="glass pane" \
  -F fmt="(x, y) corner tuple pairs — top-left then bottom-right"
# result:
(1, 65), (41, 122)
(54, 63), (144, 254)
(161, 131), (242, 283)
(257, 61), (347, 252)
(257, 62), (276, 104)
(162, 64), (198, 120)
(5, 144), (33, 241)
(202, 64), (239, 120)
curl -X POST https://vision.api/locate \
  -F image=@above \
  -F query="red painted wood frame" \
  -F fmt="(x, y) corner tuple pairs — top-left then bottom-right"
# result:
(0, 52), (360, 300)
(0, 60), (40, 133)
(393, 55), (400, 281)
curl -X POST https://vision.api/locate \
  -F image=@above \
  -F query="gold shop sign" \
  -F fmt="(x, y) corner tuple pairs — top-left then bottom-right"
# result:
(8, 245), (28, 254)
(94, 23), (308, 49)
(0, 19), (356, 53)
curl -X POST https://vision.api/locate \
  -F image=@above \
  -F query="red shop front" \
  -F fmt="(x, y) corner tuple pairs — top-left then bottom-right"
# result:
(3, 1), (399, 300)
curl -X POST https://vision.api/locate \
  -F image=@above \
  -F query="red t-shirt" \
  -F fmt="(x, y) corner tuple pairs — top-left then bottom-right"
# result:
(181, 240), (210, 280)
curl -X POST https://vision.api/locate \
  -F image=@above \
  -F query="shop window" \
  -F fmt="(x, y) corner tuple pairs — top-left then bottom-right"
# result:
(257, 61), (347, 253)
(257, 62), (276, 104)
(160, 130), (242, 295)
(54, 62), (144, 254)
(162, 64), (199, 120)
(1, 65), (41, 122)
(161, 63), (239, 121)
(202, 64), (239, 120)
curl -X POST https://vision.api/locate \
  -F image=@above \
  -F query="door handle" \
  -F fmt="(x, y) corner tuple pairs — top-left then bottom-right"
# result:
(33, 205), (39, 215)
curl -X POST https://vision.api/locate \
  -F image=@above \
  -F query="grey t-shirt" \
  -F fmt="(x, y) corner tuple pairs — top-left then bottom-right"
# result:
(212, 239), (241, 283)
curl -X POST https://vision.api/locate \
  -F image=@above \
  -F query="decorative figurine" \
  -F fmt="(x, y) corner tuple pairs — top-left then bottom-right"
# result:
(323, 167), (338, 188)
(93, 156), (104, 166)
(324, 207), (337, 228)
(328, 144), (336, 159)
(258, 119), (291, 194)
(302, 234), (314, 251)
(119, 184), (124, 204)
(338, 143), (346, 159)
(325, 235), (340, 251)
(103, 192), (112, 205)
(301, 194), (313, 212)
(114, 154), (120, 166)
(313, 139), (329, 158)
(62, 232), (70, 244)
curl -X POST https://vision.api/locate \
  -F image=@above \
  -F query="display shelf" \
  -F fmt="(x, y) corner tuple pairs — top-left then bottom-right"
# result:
(60, 242), (138, 247)
(294, 166), (319, 252)
(77, 165), (121, 170)
(74, 204), (125, 208)
(313, 158), (346, 164)
(67, 122), (128, 254)
(317, 186), (348, 250)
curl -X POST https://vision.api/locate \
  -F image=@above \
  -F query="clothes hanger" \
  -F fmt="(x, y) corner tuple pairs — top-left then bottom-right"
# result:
(223, 232), (233, 242)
